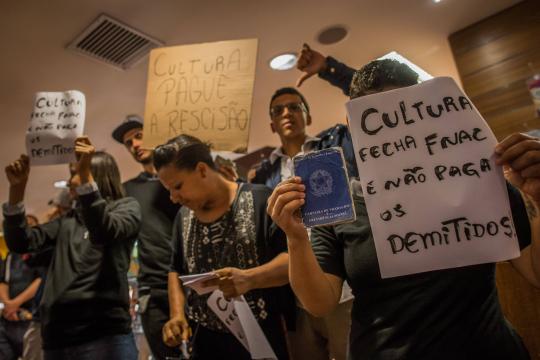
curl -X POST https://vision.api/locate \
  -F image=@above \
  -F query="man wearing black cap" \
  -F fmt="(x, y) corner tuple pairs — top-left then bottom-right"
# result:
(112, 115), (181, 360)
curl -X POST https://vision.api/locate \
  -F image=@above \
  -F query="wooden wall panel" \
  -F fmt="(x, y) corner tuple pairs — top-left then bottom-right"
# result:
(455, 27), (540, 77)
(449, 0), (540, 141)
(465, 48), (540, 98)
(450, 2), (540, 57)
(450, 2), (540, 359)
(496, 263), (540, 360)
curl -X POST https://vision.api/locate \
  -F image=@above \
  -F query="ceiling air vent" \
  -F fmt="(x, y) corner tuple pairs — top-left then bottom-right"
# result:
(67, 14), (164, 70)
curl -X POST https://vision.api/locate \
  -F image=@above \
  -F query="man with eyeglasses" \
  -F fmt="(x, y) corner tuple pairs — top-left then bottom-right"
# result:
(251, 87), (358, 188)
(250, 87), (357, 360)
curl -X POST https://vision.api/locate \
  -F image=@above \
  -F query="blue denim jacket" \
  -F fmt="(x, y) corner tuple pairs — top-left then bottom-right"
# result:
(319, 56), (356, 96)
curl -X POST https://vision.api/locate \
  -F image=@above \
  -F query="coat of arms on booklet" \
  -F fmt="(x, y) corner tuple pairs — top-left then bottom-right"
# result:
(293, 147), (356, 227)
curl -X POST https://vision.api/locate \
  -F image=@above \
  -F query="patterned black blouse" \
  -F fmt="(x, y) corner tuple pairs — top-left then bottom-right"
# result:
(170, 183), (288, 332)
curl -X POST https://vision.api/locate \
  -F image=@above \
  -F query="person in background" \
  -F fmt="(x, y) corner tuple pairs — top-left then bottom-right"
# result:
(22, 245), (53, 360)
(0, 215), (42, 360)
(112, 115), (240, 359)
(155, 134), (291, 359)
(44, 189), (72, 223)
(23, 187), (71, 360)
(3, 136), (141, 360)
(251, 87), (358, 187)
(250, 86), (356, 360)
(112, 115), (181, 360)
(268, 59), (540, 359)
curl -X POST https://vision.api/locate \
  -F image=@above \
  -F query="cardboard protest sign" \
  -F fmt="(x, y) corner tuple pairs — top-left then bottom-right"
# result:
(207, 290), (277, 359)
(346, 77), (520, 278)
(143, 38), (258, 152)
(26, 91), (85, 166)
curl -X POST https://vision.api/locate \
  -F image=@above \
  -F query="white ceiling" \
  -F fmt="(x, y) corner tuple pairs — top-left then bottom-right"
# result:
(0, 0), (522, 220)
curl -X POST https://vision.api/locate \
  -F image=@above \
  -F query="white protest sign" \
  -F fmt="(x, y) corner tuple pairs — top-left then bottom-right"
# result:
(143, 38), (258, 152)
(26, 91), (85, 166)
(207, 290), (277, 360)
(346, 77), (520, 278)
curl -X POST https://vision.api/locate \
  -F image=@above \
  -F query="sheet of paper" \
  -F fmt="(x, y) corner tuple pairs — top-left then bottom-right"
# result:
(207, 290), (277, 360)
(179, 272), (218, 295)
(26, 91), (85, 166)
(345, 77), (520, 278)
(207, 290), (249, 350)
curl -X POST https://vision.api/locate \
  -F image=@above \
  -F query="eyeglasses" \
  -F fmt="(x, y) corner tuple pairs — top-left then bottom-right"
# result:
(270, 102), (305, 118)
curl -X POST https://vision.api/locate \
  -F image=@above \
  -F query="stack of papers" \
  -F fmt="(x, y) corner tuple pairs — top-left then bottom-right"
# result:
(179, 272), (218, 295)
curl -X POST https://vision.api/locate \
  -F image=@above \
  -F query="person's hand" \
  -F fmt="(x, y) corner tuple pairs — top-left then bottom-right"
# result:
(495, 133), (540, 203)
(203, 267), (253, 299)
(162, 314), (191, 347)
(296, 43), (328, 87)
(5, 155), (30, 188)
(217, 164), (239, 182)
(2, 300), (20, 321)
(5, 154), (30, 205)
(267, 177), (308, 241)
(74, 136), (95, 184)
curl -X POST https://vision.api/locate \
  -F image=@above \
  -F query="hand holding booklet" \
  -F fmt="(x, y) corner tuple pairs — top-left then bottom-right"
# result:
(293, 147), (356, 227)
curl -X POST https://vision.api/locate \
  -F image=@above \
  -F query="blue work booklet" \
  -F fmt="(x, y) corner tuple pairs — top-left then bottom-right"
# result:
(293, 147), (356, 227)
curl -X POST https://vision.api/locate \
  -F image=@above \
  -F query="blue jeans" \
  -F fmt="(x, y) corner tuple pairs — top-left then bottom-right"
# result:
(0, 319), (30, 360)
(44, 333), (138, 360)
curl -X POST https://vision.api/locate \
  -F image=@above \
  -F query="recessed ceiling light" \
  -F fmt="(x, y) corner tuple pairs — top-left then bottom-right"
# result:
(317, 25), (348, 45)
(269, 53), (297, 71)
(433, 0), (442, 3)
(54, 180), (68, 189)
(378, 51), (433, 82)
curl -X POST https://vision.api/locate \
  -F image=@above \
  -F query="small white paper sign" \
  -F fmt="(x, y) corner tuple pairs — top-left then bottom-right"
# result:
(345, 77), (520, 278)
(207, 290), (277, 360)
(179, 272), (218, 295)
(26, 91), (85, 166)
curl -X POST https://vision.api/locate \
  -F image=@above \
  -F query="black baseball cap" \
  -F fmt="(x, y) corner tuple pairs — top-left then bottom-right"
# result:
(112, 114), (143, 143)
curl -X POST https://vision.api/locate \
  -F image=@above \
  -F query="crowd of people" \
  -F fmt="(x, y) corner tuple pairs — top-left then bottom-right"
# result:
(1, 44), (539, 360)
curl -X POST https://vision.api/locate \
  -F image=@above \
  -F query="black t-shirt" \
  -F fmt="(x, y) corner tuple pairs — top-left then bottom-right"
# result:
(311, 184), (531, 360)
(170, 183), (291, 355)
(124, 172), (180, 290)
(0, 253), (41, 311)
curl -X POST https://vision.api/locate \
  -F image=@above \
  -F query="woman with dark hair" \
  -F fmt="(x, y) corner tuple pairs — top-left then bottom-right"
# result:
(154, 134), (291, 360)
(3, 136), (141, 360)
